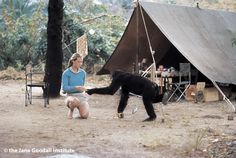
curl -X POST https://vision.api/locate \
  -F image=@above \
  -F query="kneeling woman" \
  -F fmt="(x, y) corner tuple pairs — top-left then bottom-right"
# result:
(61, 53), (89, 119)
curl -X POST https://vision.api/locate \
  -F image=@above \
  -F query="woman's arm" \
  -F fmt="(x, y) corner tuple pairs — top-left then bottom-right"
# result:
(62, 72), (77, 93)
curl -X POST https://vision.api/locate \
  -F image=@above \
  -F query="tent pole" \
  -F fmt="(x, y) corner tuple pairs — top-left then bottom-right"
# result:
(138, 2), (165, 122)
(139, 2), (157, 79)
(212, 81), (236, 113)
(134, 0), (139, 74)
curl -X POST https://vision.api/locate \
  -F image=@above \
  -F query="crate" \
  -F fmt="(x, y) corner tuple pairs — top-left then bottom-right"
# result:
(204, 87), (219, 102)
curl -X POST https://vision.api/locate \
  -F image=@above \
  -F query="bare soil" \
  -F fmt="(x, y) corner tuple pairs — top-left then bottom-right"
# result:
(0, 75), (236, 158)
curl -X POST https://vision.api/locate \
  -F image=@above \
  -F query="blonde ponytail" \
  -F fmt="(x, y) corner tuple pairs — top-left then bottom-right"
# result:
(67, 53), (82, 68)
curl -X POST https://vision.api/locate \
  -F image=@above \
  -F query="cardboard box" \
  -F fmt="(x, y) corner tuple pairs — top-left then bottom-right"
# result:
(204, 87), (219, 102)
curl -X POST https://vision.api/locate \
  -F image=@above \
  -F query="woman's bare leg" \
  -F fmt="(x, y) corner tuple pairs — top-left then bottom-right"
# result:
(66, 96), (89, 119)
(77, 101), (89, 119)
(65, 97), (77, 119)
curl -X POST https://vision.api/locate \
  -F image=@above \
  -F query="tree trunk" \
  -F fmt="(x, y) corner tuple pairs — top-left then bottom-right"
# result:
(45, 0), (64, 97)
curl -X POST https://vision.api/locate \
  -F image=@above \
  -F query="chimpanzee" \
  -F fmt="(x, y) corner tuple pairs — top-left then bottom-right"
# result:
(86, 70), (165, 121)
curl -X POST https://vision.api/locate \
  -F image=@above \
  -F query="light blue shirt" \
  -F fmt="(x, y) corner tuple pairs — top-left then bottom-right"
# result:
(61, 67), (86, 93)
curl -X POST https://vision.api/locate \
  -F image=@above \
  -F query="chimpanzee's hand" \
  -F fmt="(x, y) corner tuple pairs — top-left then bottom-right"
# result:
(86, 89), (94, 95)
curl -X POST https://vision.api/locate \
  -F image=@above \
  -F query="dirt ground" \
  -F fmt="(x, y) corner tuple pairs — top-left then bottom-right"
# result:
(0, 74), (236, 158)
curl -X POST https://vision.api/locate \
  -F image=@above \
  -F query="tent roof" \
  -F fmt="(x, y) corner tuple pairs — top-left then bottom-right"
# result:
(97, 2), (236, 85)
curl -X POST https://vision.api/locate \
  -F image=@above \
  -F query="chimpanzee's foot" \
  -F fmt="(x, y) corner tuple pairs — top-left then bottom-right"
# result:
(117, 113), (124, 118)
(143, 117), (156, 122)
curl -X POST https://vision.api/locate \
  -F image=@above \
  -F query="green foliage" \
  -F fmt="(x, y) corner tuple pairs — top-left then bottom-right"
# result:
(0, 0), (37, 19)
(0, 0), (128, 72)
(62, 1), (127, 73)
(0, 0), (47, 70)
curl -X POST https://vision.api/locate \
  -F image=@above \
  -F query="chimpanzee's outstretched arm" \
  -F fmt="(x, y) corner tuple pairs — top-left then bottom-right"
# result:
(87, 78), (121, 95)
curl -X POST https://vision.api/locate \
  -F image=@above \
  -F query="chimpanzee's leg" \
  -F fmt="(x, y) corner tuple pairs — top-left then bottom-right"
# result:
(117, 88), (129, 115)
(142, 86), (157, 121)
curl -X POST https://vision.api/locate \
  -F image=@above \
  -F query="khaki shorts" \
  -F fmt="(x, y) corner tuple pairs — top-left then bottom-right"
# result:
(67, 92), (89, 101)
(66, 92), (89, 108)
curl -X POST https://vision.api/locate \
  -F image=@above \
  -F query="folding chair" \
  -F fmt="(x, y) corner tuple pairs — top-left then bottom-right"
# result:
(25, 64), (49, 107)
(167, 63), (191, 102)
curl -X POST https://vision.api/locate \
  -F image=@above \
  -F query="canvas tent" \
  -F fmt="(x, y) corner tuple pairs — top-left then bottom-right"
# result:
(97, 1), (236, 110)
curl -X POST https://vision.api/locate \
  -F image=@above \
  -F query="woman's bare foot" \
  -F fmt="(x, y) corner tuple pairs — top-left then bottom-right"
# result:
(67, 109), (73, 119)
(66, 101), (74, 119)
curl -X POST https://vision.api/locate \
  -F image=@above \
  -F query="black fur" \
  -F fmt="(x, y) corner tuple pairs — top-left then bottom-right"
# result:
(87, 71), (164, 121)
